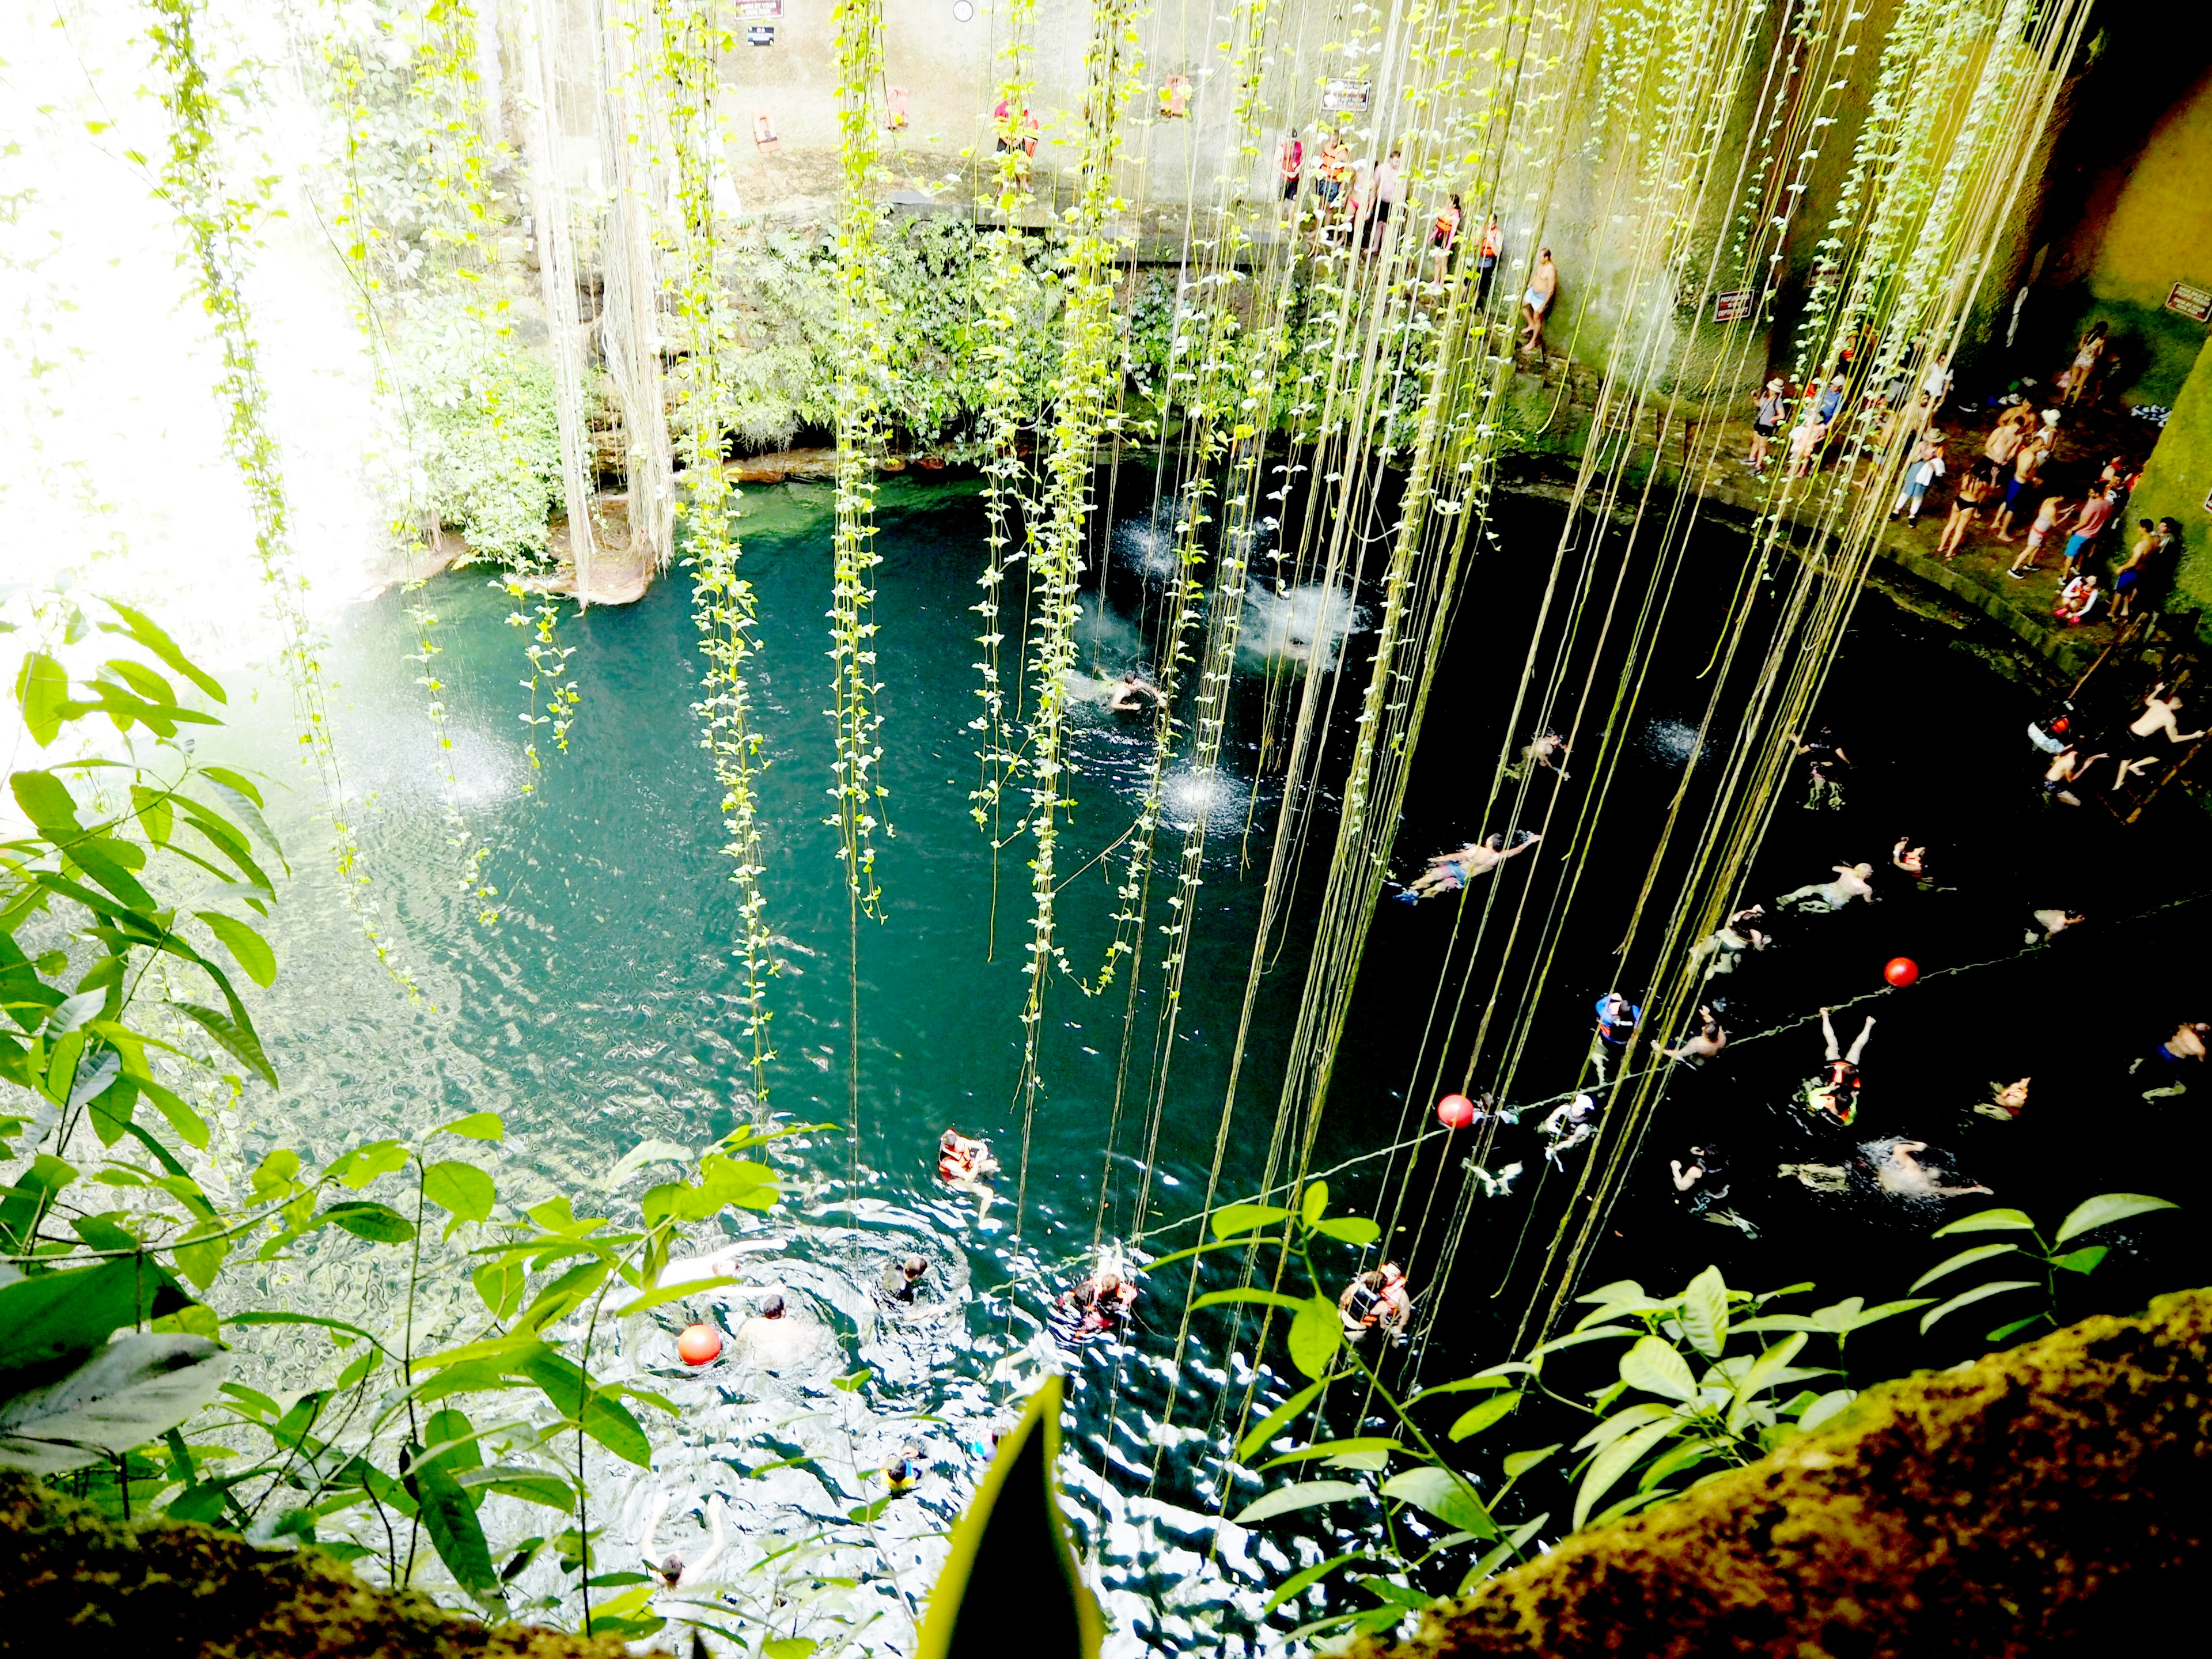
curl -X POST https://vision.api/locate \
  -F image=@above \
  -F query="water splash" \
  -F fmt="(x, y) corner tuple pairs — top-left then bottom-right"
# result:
(1640, 716), (1706, 770)
(1240, 579), (1367, 670)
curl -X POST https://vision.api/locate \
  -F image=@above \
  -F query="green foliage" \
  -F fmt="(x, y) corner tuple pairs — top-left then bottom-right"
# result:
(1918, 1191), (2178, 1340)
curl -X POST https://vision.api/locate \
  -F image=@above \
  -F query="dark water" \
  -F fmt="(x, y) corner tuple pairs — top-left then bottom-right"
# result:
(225, 474), (2207, 1652)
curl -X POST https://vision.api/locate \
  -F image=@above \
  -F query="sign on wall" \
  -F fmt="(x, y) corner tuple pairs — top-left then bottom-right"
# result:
(1711, 289), (1755, 323)
(734, 0), (782, 17)
(1321, 78), (1370, 114)
(2165, 281), (2212, 323)
(747, 24), (774, 44)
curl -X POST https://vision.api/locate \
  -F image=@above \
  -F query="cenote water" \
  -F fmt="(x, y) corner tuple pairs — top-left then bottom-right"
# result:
(209, 475), (2207, 1653)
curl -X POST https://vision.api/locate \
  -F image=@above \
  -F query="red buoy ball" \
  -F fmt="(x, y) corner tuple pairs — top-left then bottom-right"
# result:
(676, 1323), (722, 1366)
(1436, 1093), (1478, 1130)
(1883, 957), (1920, 988)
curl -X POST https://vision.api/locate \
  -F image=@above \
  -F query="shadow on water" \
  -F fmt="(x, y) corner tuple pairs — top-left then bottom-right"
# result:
(232, 473), (2207, 1653)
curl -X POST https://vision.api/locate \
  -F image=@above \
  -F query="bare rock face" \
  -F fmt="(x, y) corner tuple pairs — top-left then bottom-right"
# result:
(1357, 1290), (2212, 1659)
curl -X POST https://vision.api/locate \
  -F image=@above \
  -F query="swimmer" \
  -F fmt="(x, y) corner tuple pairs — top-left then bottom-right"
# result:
(1654, 1006), (1726, 1067)
(735, 1293), (813, 1368)
(636, 1491), (729, 1591)
(1688, 905), (1770, 978)
(1504, 729), (1570, 781)
(1058, 1258), (1139, 1340)
(1540, 1090), (1600, 1158)
(2025, 908), (2085, 945)
(1463, 1159), (1523, 1198)
(2112, 683), (2207, 787)
(1800, 1006), (1873, 1126)
(1398, 830), (1540, 902)
(1788, 728), (1849, 810)
(1338, 1262), (1413, 1344)
(879, 1254), (930, 1304)
(1891, 838), (1930, 882)
(1869, 1138), (1992, 1200)
(882, 1444), (923, 1494)
(1776, 862), (1876, 912)
(1669, 1145), (1729, 1213)
(1589, 994), (1640, 1081)
(1778, 1161), (1852, 1193)
(2039, 745), (2105, 807)
(2133, 1020), (2208, 1101)
(1107, 671), (1166, 713)
(938, 1128), (1001, 1187)
(1973, 1077), (2031, 1120)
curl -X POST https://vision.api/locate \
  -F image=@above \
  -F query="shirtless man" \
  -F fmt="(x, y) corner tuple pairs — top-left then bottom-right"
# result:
(2112, 683), (2207, 786)
(1870, 1139), (1992, 1199)
(1688, 905), (1770, 977)
(2136, 1020), (2207, 1100)
(1505, 729), (1570, 780)
(2026, 908), (2084, 944)
(1654, 1006), (1726, 1066)
(1107, 672), (1166, 713)
(1788, 728), (1848, 810)
(2040, 745), (2105, 807)
(1777, 862), (1876, 911)
(1521, 248), (1558, 354)
(736, 1295), (815, 1368)
(1399, 831), (1539, 902)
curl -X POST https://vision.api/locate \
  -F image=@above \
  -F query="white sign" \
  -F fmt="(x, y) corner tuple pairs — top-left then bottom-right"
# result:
(1322, 78), (1370, 114)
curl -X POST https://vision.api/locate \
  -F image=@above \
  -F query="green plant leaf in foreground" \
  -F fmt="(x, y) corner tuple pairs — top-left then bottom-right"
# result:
(1919, 1281), (2041, 1335)
(2052, 1192), (2177, 1247)
(1232, 1479), (1371, 1527)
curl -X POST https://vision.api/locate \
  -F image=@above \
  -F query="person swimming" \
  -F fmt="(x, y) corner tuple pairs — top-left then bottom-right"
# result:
(1398, 830), (1540, 902)
(1688, 905), (1770, 977)
(1789, 727), (1849, 810)
(1891, 838), (1931, 883)
(1800, 1007), (1873, 1125)
(1777, 862), (1876, 912)
(1057, 1256), (1140, 1342)
(1669, 1145), (1728, 1213)
(1653, 1006), (1726, 1066)
(1866, 1138), (1992, 1200)
(2134, 1019), (2208, 1101)
(1107, 671), (1166, 713)
(1541, 1090), (1601, 1158)
(939, 1129), (1001, 1188)
(2025, 908), (2085, 945)
(1504, 729), (1570, 781)
(1338, 1262), (1413, 1344)
(1974, 1077), (2031, 1121)
(635, 1491), (729, 1592)
(882, 1444), (923, 1494)
(879, 1254), (929, 1304)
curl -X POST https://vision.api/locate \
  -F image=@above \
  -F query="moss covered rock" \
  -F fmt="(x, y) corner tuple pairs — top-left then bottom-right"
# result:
(0, 1471), (639, 1658)
(1359, 1290), (2212, 1658)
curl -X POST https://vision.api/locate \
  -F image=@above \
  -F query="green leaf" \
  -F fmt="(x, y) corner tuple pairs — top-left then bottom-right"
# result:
(0, 1334), (228, 1475)
(2048, 1245), (2108, 1275)
(1501, 1444), (1561, 1481)
(436, 1112), (505, 1142)
(15, 653), (70, 745)
(1230, 1479), (1370, 1526)
(1618, 1335), (1699, 1402)
(1911, 1243), (2022, 1293)
(1574, 1416), (1681, 1529)
(422, 1161), (496, 1226)
(98, 600), (225, 703)
(0, 1153), (78, 1253)
(475, 1472), (575, 1509)
(2052, 1192), (2178, 1247)
(473, 1260), (525, 1322)
(915, 1375), (1102, 1659)
(1380, 1465), (1498, 1539)
(1210, 1203), (1291, 1239)
(1918, 1281), (2040, 1335)
(1796, 1389), (1855, 1433)
(173, 1218), (231, 1290)
(1190, 1288), (1309, 1314)
(312, 1201), (417, 1245)
(171, 999), (277, 1089)
(1255, 1437), (1406, 1472)
(411, 1452), (502, 1600)
(133, 1075), (209, 1149)
(603, 1138), (691, 1190)
(516, 1351), (652, 1467)
(613, 1276), (740, 1319)
(324, 1140), (408, 1190)
(228, 1310), (386, 1350)
(1287, 1296), (1342, 1380)
(1235, 1373), (1340, 1463)
(193, 912), (275, 988)
(1262, 1551), (1380, 1615)
(516, 1259), (612, 1334)
(12, 770), (84, 837)
(1456, 1516), (1547, 1595)
(1312, 1216), (1382, 1246)
(1447, 1390), (1523, 1442)
(1300, 1181), (1329, 1226)
(1930, 1207), (2037, 1237)
(1679, 1265), (1729, 1359)
(1986, 1316), (2046, 1343)
(1730, 1334), (1808, 1421)
(0, 1255), (194, 1375)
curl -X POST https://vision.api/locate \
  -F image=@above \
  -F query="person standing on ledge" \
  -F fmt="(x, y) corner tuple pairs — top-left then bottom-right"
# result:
(1521, 248), (1558, 355)
(1750, 377), (1786, 474)
(1474, 212), (1502, 305)
(2060, 483), (2116, 581)
(1369, 147), (1404, 254)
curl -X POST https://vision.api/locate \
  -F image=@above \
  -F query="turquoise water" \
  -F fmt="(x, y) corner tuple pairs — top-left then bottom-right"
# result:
(216, 473), (2207, 1652)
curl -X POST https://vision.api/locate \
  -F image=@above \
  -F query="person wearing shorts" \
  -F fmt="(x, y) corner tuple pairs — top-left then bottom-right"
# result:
(1751, 378), (1785, 472)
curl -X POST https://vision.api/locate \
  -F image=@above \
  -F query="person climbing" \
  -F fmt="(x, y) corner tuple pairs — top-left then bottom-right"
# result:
(2134, 1020), (2208, 1101)
(1540, 1091), (1601, 1158)
(1590, 995), (1639, 1078)
(1750, 378), (1786, 474)
(1338, 1262), (1412, 1344)
(1654, 1006), (1726, 1066)
(2039, 744), (2105, 807)
(1777, 861), (1876, 911)
(2112, 682), (2208, 787)
(1669, 1145), (1728, 1213)
(1505, 729), (1570, 780)
(1107, 671), (1166, 712)
(1973, 1077), (2031, 1121)
(1801, 1006), (1873, 1125)
(1521, 248), (1558, 355)
(1869, 1138), (1991, 1199)
(1399, 831), (1539, 901)
(1787, 726), (1849, 809)
(1688, 905), (1770, 977)
(879, 1255), (929, 1304)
